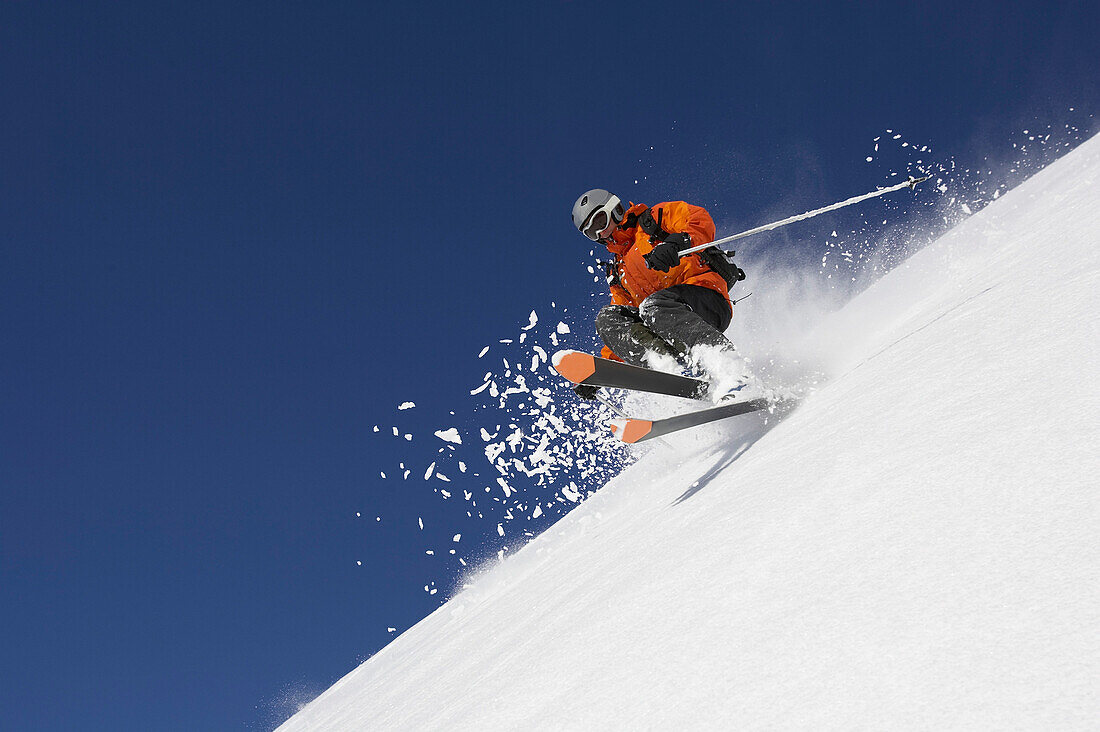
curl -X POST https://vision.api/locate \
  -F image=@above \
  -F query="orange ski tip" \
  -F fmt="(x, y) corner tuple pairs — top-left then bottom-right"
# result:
(552, 350), (596, 384)
(609, 418), (652, 444)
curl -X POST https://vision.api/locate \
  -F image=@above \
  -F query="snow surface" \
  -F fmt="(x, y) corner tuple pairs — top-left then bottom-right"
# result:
(281, 134), (1100, 730)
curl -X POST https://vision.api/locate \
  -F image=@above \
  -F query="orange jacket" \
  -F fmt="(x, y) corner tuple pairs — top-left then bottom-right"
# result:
(599, 201), (730, 360)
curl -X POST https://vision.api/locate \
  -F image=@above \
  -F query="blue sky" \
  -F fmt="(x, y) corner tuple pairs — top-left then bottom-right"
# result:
(2, 2), (1097, 729)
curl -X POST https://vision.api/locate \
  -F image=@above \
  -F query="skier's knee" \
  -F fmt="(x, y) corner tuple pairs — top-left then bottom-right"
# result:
(639, 290), (684, 328)
(595, 305), (628, 341)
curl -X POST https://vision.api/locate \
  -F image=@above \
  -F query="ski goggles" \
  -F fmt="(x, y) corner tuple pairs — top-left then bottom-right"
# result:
(580, 196), (623, 241)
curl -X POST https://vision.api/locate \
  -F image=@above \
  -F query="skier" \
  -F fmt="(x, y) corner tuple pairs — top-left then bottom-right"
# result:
(571, 188), (753, 402)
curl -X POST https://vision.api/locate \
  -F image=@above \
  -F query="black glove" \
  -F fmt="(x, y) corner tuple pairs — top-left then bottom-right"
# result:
(644, 233), (691, 272)
(573, 383), (600, 400)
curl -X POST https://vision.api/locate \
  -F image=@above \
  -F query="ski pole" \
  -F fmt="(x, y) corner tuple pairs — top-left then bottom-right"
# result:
(678, 174), (929, 257)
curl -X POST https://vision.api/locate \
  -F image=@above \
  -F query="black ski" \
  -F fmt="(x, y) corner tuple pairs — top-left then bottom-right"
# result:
(609, 398), (794, 443)
(552, 350), (708, 400)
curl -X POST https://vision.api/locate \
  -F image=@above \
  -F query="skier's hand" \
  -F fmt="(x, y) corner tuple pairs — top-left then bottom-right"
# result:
(644, 233), (690, 272)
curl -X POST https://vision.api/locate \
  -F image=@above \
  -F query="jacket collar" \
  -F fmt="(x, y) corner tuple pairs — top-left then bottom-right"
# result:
(602, 202), (647, 255)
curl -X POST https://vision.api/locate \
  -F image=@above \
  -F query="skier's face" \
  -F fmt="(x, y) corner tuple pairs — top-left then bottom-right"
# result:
(579, 195), (623, 242)
(582, 209), (614, 241)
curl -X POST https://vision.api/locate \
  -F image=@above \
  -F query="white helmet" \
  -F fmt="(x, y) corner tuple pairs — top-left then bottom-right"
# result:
(572, 189), (624, 241)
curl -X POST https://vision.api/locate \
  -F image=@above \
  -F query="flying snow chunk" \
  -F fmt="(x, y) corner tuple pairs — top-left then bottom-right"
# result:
(556, 321), (570, 334)
(397, 402), (416, 410)
(960, 203), (973, 215)
(477, 346), (489, 358)
(522, 311), (538, 330)
(434, 428), (462, 445)
(485, 442), (505, 462)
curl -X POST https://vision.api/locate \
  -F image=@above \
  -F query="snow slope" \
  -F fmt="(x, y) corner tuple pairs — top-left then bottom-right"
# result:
(281, 134), (1100, 730)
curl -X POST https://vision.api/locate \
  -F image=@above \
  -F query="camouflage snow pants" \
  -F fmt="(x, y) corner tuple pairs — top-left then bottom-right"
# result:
(595, 284), (734, 368)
